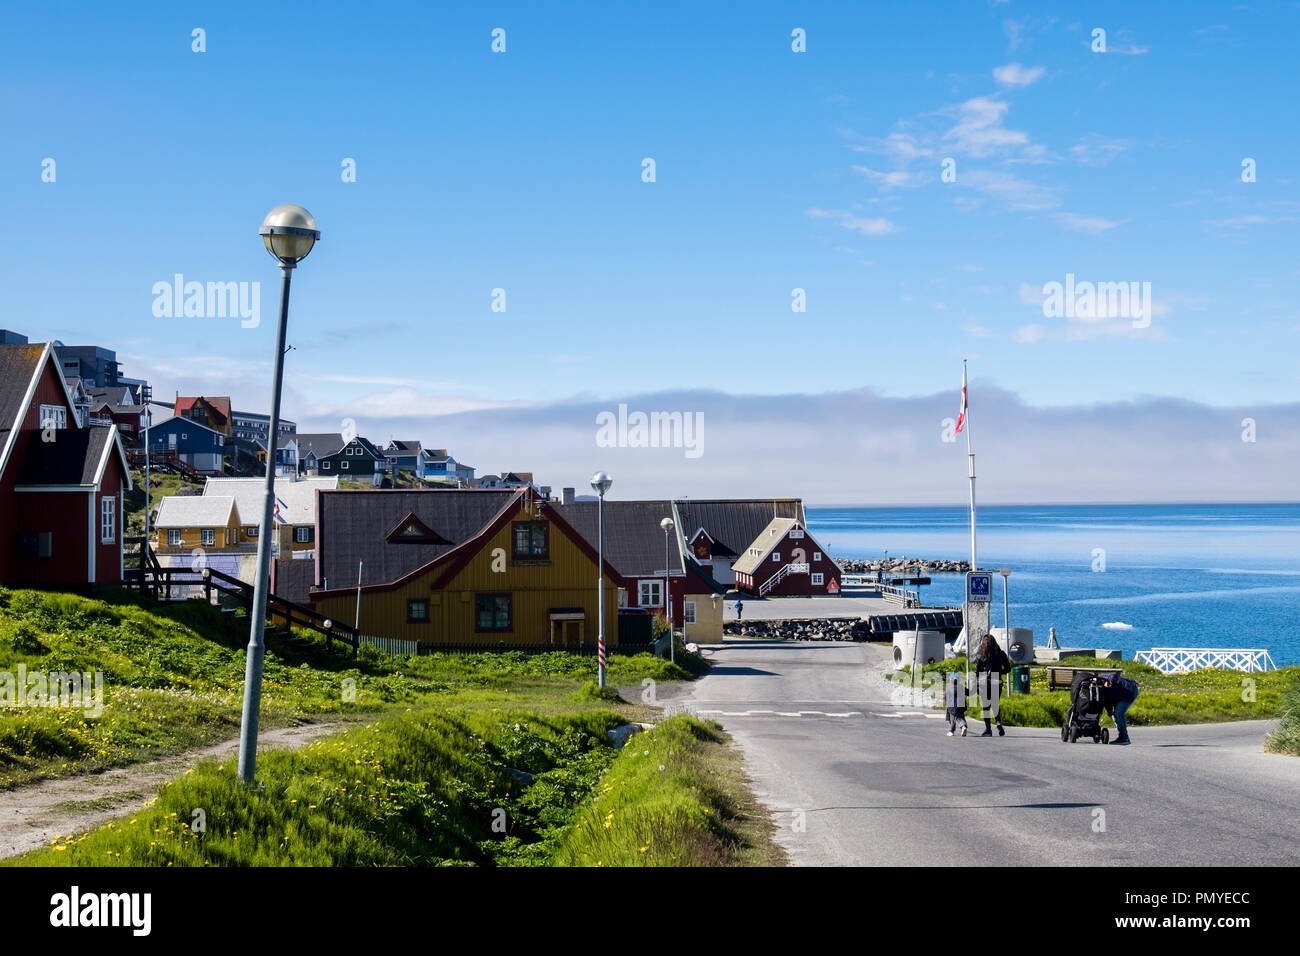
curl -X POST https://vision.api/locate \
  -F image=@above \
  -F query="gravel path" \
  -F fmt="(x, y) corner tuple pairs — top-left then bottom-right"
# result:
(0, 720), (350, 860)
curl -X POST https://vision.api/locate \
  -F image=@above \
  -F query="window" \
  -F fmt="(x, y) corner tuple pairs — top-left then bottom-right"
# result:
(247, 526), (258, 537)
(812, 573), (824, 586)
(512, 521), (548, 558)
(39, 404), (67, 429)
(295, 527), (314, 543)
(772, 552), (781, 562)
(407, 599), (429, 623)
(684, 601), (697, 625)
(100, 496), (116, 544)
(638, 580), (663, 608)
(181, 433), (188, 440)
(813, 552), (822, 562)
(476, 594), (511, 631)
(226, 528), (237, 545)
(321, 461), (330, 470)
(341, 461), (349, 470)
(789, 529), (805, 539)
(201, 529), (215, 547)
(168, 529), (181, 546)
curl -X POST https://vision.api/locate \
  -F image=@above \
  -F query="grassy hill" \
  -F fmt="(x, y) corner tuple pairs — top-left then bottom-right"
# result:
(0, 588), (686, 791)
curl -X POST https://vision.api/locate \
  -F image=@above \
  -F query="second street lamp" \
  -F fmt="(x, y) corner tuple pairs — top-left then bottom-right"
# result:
(590, 471), (612, 688)
(237, 203), (320, 787)
(660, 516), (675, 664)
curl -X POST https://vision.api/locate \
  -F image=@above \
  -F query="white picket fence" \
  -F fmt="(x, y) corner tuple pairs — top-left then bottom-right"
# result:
(359, 633), (422, 657)
(1135, 647), (1276, 674)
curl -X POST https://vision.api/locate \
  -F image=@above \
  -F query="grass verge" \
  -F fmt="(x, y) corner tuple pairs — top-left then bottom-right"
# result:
(1264, 679), (1300, 755)
(554, 715), (786, 867)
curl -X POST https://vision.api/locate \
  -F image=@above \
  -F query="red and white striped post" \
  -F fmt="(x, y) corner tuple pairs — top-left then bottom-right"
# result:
(591, 471), (612, 688)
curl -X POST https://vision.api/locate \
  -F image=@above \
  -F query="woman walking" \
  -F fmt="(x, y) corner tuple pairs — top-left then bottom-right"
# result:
(973, 633), (1011, 737)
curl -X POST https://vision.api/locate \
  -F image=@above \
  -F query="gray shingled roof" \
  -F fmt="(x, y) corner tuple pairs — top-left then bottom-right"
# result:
(13, 427), (115, 487)
(730, 516), (800, 576)
(155, 495), (240, 528)
(290, 433), (345, 457)
(672, 499), (804, 560)
(316, 489), (518, 589)
(0, 344), (47, 467)
(551, 500), (676, 578)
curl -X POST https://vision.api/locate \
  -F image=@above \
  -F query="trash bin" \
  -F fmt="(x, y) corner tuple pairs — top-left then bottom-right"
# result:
(1011, 665), (1030, 695)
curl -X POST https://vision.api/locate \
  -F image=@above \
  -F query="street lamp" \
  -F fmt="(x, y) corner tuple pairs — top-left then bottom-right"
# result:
(590, 471), (613, 688)
(237, 204), (320, 787)
(998, 568), (1012, 637)
(660, 516), (675, 664)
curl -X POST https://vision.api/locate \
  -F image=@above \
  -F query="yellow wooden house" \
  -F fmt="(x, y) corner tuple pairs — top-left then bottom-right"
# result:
(310, 488), (627, 647)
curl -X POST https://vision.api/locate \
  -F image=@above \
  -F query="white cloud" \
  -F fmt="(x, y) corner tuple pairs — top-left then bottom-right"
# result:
(1055, 212), (1126, 234)
(1014, 324), (1046, 343)
(1205, 215), (1297, 228)
(807, 207), (896, 236)
(993, 63), (1046, 87)
(851, 165), (924, 189)
(965, 169), (1060, 210)
(963, 323), (994, 338)
(942, 97), (1029, 157)
(1070, 138), (1131, 166)
(1018, 283), (1047, 306)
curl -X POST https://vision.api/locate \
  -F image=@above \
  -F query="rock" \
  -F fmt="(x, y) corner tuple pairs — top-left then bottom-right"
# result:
(502, 766), (535, 785)
(607, 723), (644, 749)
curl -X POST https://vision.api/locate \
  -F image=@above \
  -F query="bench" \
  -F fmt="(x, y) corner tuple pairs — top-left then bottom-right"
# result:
(1046, 665), (1121, 691)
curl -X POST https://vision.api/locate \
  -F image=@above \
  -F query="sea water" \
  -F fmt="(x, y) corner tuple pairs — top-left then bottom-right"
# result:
(806, 504), (1300, 666)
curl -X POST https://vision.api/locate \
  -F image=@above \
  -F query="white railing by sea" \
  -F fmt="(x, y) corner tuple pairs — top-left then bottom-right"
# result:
(1135, 647), (1277, 674)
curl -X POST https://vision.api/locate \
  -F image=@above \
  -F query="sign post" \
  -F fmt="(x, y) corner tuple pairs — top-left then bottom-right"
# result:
(964, 571), (992, 696)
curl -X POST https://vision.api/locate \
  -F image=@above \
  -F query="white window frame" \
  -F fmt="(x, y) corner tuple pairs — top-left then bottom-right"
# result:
(341, 460), (349, 470)
(813, 552), (821, 562)
(295, 527), (313, 544)
(167, 529), (181, 546)
(201, 529), (215, 547)
(772, 552), (780, 562)
(100, 496), (116, 544)
(39, 404), (67, 429)
(811, 572), (824, 586)
(638, 580), (663, 608)
(683, 601), (697, 625)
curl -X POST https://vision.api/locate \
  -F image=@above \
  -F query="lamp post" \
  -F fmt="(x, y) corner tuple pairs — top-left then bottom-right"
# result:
(143, 406), (151, 563)
(237, 204), (320, 786)
(998, 568), (1012, 636)
(590, 471), (612, 688)
(660, 516), (675, 664)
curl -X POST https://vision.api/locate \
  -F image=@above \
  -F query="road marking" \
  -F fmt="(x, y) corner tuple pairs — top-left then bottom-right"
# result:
(872, 711), (945, 719)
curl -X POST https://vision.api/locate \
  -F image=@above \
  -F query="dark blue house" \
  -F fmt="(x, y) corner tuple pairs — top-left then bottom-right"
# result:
(145, 416), (226, 473)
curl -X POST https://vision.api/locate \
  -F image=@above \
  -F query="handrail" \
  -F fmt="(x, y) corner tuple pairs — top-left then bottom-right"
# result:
(1135, 647), (1275, 674)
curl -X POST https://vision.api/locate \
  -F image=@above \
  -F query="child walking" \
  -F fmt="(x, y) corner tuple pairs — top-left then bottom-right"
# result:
(945, 674), (969, 737)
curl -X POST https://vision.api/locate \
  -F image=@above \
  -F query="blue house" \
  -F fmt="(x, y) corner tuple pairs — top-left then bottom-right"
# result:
(423, 448), (474, 484)
(146, 416), (226, 473)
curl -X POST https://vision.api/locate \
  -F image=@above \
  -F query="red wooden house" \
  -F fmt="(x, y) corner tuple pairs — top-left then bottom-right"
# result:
(0, 343), (133, 588)
(731, 517), (841, 597)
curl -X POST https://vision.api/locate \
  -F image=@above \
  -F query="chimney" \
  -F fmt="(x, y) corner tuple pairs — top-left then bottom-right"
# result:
(562, 486), (575, 505)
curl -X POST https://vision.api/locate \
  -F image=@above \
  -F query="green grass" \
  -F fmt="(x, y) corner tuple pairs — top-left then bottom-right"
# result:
(10, 709), (625, 866)
(554, 715), (786, 867)
(0, 588), (690, 790)
(1264, 679), (1300, 756)
(893, 655), (1300, 728)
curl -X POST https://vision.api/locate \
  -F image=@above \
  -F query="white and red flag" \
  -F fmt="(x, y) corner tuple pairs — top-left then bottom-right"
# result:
(955, 363), (968, 434)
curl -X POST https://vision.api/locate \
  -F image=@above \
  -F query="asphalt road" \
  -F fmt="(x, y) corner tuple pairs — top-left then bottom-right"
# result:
(665, 639), (1300, 866)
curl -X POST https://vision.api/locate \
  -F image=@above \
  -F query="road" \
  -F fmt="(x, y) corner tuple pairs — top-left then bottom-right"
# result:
(664, 639), (1300, 866)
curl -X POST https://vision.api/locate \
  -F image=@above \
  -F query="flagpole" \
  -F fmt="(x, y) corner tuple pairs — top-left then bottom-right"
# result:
(965, 359), (977, 572)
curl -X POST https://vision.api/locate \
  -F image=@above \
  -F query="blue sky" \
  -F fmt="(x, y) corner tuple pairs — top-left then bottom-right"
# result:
(2, 1), (1297, 500)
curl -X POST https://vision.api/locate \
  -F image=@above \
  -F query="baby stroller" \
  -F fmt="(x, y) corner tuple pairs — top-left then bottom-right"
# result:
(1061, 672), (1111, 744)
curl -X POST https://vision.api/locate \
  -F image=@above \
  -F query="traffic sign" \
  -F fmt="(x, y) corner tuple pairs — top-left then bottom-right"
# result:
(965, 571), (992, 604)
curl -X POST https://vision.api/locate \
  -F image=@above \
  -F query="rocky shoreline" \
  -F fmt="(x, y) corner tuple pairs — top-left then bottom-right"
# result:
(836, 557), (970, 575)
(724, 618), (875, 642)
